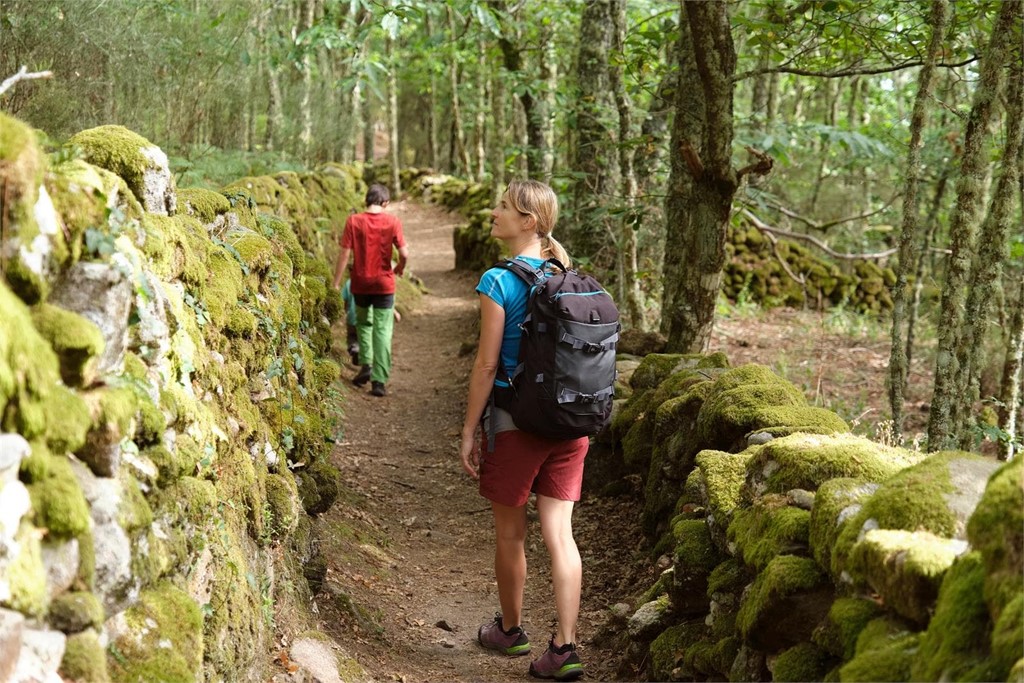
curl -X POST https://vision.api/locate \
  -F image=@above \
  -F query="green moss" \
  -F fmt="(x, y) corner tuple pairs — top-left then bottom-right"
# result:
(118, 475), (154, 533)
(7, 521), (48, 616)
(706, 558), (748, 597)
(256, 212), (304, 274)
(727, 497), (810, 571)
(24, 445), (91, 540)
(695, 448), (755, 535)
(0, 113), (44, 265)
(93, 386), (139, 439)
(847, 529), (964, 623)
(227, 227), (276, 274)
(108, 582), (203, 683)
(672, 518), (721, 576)
(142, 214), (211, 288)
(992, 594), (1024, 680)
(394, 274), (424, 320)
(967, 456), (1024, 621)
(696, 365), (809, 448)
(839, 617), (920, 682)
(833, 451), (989, 579)
(204, 250), (246, 330)
(265, 472), (300, 540)
(745, 434), (921, 501)
(774, 642), (833, 682)
(178, 187), (230, 222)
(736, 555), (827, 638)
(61, 630), (111, 683)
(912, 552), (997, 681)
(66, 125), (156, 206)
(49, 591), (105, 633)
(42, 384), (91, 454)
(630, 353), (689, 391)
(809, 478), (879, 574)
(131, 527), (172, 586)
(134, 395), (166, 446)
(30, 304), (105, 386)
(812, 597), (883, 659)
(649, 621), (707, 682)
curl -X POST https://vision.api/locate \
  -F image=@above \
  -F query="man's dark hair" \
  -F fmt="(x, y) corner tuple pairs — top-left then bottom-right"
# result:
(366, 184), (390, 207)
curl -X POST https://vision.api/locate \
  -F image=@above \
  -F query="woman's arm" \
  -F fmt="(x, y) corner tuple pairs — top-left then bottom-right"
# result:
(460, 295), (506, 479)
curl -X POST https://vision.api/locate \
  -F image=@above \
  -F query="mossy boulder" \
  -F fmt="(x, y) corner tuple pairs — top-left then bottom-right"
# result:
(649, 620), (707, 682)
(967, 456), (1023, 622)
(618, 329), (668, 356)
(669, 518), (721, 615)
(847, 529), (967, 625)
(6, 520), (48, 616)
(838, 617), (920, 682)
(809, 478), (880, 574)
(773, 642), (834, 682)
(992, 594), (1024, 680)
(812, 597), (883, 660)
(736, 555), (832, 653)
(694, 448), (756, 548)
(61, 629), (110, 683)
(727, 495), (810, 571)
(833, 451), (1001, 580)
(30, 304), (105, 387)
(21, 444), (91, 541)
(912, 551), (1003, 681)
(107, 582), (203, 682)
(0, 112), (50, 302)
(67, 125), (176, 215)
(744, 433), (923, 502)
(178, 188), (230, 223)
(48, 591), (105, 633)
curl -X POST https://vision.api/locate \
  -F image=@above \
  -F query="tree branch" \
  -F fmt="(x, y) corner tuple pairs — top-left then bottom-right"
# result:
(736, 146), (773, 180)
(733, 55), (979, 83)
(768, 194), (898, 232)
(0, 67), (54, 97)
(742, 208), (898, 260)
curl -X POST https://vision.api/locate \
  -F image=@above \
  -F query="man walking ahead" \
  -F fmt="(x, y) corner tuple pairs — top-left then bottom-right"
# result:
(332, 184), (409, 397)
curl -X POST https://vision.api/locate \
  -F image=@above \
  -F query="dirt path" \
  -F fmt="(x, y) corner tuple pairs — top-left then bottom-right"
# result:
(315, 201), (650, 682)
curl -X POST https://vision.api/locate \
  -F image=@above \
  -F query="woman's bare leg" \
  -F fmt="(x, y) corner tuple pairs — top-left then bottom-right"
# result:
(491, 501), (528, 629)
(536, 494), (581, 646)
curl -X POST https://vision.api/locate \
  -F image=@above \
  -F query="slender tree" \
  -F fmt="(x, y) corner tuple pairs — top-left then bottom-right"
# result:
(888, 0), (948, 443)
(998, 276), (1024, 460)
(927, 0), (1022, 451)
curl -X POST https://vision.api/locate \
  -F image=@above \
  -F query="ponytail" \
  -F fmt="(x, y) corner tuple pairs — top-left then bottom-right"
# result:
(541, 234), (572, 269)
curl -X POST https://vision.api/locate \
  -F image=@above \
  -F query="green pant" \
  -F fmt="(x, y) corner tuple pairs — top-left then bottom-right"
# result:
(354, 293), (395, 384)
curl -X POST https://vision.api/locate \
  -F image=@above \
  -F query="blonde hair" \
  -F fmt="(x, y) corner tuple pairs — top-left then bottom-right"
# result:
(504, 179), (572, 268)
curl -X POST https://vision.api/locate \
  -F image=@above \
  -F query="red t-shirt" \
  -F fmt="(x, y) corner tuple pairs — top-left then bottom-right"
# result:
(340, 212), (406, 295)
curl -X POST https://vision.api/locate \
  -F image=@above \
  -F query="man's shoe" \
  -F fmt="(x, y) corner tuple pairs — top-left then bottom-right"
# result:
(478, 614), (531, 656)
(370, 381), (387, 397)
(353, 365), (371, 386)
(529, 639), (583, 680)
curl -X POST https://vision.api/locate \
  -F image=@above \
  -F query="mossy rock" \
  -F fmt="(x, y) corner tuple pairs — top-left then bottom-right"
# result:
(812, 597), (883, 660)
(706, 558), (750, 600)
(631, 353), (706, 392)
(618, 328), (668, 356)
(727, 496), (810, 571)
(22, 444), (91, 540)
(833, 451), (1001, 580)
(42, 384), (92, 455)
(736, 555), (832, 653)
(694, 448), (756, 548)
(0, 113), (47, 301)
(67, 125), (174, 214)
(992, 594), (1024, 681)
(744, 433), (923, 502)
(6, 520), (48, 616)
(178, 187), (230, 223)
(107, 582), (203, 682)
(808, 478), (880, 575)
(61, 629), (110, 683)
(669, 518), (721, 615)
(30, 303), (105, 387)
(773, 642), (834, 682)
(912, 551), (1002, 681)
(838, 617), (920, 682)
(49, 590), (106, 633)
(265, 472), (301, 540)
(967, 456), (1023, 622)
(649, 620), (707, 682)
(847, 528), (966, 625)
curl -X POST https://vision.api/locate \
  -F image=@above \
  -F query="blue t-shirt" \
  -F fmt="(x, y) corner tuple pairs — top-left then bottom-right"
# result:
(475, 256), (547, 387)
(341, 279), (357, 327)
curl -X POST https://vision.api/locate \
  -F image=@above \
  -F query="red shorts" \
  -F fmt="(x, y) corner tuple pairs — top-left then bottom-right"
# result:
(478, 430), (589, 508)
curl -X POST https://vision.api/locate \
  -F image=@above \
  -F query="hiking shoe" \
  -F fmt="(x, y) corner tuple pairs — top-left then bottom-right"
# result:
(478, 614), (531, 656)
(353, 365), (372, 386)
(370, 381), (387, 397)
(529, 639), (583, 680)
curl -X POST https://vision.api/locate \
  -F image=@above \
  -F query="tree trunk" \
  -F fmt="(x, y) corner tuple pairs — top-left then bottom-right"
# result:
(608, 0), (643, 328)
(266, 61), (283, 152)
(537, 30), (557, 180)
(386, 33), (401, 194)
(998, 276), (1024, 460)
(955, 57), (1023, 448)
(661, 0), (739, 352)
(362, 50), (374, 162)
(926, 0), (1022, 451)
(476, 40), (488, 181)
(570, 0), (620, 269)
(298, 0), (316, 162)
(490, 70), (507, 202)
(446, 6), (473, 180)
(424, 11), (441, 170)
(888, 0), (948, 443)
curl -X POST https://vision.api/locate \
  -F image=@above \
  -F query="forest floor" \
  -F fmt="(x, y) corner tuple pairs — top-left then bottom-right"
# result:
(277, 199), (933, 682)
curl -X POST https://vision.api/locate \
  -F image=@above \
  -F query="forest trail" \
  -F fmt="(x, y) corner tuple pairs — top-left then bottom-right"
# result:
(311, 201), (650, 682)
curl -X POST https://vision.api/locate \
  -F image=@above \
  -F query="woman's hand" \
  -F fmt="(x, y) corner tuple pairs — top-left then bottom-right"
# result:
(460, 425), (480, 480)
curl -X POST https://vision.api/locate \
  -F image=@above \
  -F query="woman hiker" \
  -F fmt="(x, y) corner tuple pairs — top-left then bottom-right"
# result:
(332, 183), (409, 397)
(459, 179), (587, 681)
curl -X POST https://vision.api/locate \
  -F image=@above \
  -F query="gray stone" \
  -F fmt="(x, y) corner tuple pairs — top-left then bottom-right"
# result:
(289, 638), (344, 683)
(0, 433), (31, 486)
(42, 539), (80, 599)
(747, 431), (775, 446)
(49, 262), (133, 377)
(11, 626), (65, 683)
(788, 488), (816, 510)
(0, 609), (24, 682)
(627, 597), (673, 641)
(130, 273), (171, 367)
(609, 602), (632, 624)
(139, 146), (176, 215)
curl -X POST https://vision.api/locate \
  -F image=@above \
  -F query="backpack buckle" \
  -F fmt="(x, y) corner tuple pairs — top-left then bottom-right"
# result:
(582, 342), (602, 354)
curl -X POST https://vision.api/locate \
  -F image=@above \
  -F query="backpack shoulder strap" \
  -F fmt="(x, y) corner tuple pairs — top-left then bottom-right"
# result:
(494, 259), (546, 288)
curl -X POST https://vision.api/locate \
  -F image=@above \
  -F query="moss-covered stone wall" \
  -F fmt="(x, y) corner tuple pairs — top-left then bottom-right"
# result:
(597, 352), (1022, 682)
(0, 113), (367, 682)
